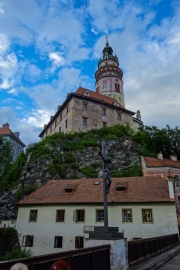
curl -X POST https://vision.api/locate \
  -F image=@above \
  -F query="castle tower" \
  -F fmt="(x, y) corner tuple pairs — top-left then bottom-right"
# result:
(95, 37), (125, 107)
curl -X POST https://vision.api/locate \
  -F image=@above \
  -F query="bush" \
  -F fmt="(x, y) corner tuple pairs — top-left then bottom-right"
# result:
(64, 154), (76, 163)
(71, 174), (79, 179)
(111, 171), (122, 177)
(13, 189), (23, 200)
(25, 184), (38, 195)
(80, 166), (98, 178)
(0, 248), (31, 261)
(70, 163), (80, 169)
(91, 162), (102, 169)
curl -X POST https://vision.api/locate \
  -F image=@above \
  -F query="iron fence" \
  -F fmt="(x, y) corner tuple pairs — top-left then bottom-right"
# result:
(128, 233), (179, 268)
(0, 245), (111, 270)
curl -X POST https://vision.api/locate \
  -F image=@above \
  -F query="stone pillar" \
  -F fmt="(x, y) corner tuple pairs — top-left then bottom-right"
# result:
(85, 238), (128, 270)
(85, 227), (128, 270)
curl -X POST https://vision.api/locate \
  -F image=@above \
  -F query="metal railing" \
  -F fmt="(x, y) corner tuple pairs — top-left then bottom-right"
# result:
(0, 245), (111, 270)
(128, 233), (179, 268)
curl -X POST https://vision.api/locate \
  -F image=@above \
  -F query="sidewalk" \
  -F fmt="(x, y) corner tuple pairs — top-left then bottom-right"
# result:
(131, 244), (180, 270)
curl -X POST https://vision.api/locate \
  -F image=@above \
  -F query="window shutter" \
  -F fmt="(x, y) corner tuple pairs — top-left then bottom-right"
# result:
(73, 210), (77, 222)
(80, 210), (85, 221)
(22, 236), (26, 247)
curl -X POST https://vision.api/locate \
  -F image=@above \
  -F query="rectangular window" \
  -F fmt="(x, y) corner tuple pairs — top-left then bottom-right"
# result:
(59, 127), (61, 132)
(82, 117), (87, 126)
(66, 105), (69, 113)
(56, 210), (65, 222)
(65, 119), (68, 128)
(73, 210), (85, 222)
(54, 236), (63, 248)
(29, 210), (37, 222)
(142, 209), (153, 222)
(75, 236), (84, 248)
(60, 114), (62, 121)
(22, 235), (34, 247)
(93, 104), (97, 111)
(117, 113), (121, 121)
(102, 108), (106, 116)
(122, 209), (132, 222)
(83, 103), (87, 111)
(102, 122), (107, 128)
(96, 210), (104, 222)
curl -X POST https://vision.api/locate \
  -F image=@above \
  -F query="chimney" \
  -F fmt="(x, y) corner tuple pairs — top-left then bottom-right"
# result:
(14, 132), (20, 138)
(57, 105), (61, 110)
(2, 123), (9, 127)
(136, 110), (141, 120)
(50, 115), (54, 120)
(158, 151), (163, 160)
(170, 155), (177, 161)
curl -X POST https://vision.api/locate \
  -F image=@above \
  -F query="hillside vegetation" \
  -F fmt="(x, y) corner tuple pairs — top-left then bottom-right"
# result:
(0, 124), (180, 219)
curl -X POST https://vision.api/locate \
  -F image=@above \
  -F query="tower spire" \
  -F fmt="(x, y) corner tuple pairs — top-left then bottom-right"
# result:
(106, 36), (109, 46)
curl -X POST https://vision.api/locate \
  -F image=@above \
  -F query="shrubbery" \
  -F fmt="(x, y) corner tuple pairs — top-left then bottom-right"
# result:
(1, 124), (180, 192)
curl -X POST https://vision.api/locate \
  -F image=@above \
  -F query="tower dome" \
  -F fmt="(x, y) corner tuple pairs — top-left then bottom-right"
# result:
(95, 37), (125, 107)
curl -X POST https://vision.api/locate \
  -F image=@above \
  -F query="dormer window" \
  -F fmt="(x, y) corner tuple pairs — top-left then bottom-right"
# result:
(116, 182), (127, 191)
(84, 90), (89, 96)
(64, 184), (77, 193)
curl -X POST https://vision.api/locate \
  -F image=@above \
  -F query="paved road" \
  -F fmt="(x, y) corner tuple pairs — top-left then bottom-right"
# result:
(157, 252), (180, 269)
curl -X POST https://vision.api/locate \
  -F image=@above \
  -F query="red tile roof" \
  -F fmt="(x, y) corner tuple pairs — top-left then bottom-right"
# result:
(19, 176), (171, 205)
(0, 126), (26, 147)
(76, 87), (123, 107)
(143, 156), (180, 169)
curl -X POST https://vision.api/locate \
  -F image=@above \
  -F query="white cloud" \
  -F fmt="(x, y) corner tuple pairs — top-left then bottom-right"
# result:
(22, 109), (53, 128)
(0, 79), (12, 89)
(0, 34), (9, 53)
(49, 52), (64, 67)
(0, 107), (42, 145)
(7, 88), (17, 94)
(0, 3), (4, 14)
(91, 28), (98, 35)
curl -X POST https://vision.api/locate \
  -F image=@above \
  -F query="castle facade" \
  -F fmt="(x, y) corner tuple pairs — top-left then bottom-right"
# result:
(39, 38), (143, 140)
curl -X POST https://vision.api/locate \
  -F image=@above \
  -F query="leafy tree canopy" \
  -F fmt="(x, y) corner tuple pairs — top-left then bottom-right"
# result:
(0, 136), (13, 177)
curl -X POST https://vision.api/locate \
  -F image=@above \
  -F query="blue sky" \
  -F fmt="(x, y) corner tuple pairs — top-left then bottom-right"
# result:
(0, 0), (180, 145)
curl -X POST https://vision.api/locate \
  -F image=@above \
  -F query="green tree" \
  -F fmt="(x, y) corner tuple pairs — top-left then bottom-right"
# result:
(0, 136), (13, 177)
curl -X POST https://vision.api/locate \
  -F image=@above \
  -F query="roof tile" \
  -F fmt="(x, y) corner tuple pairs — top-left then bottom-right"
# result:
(19, 176), (171, 205)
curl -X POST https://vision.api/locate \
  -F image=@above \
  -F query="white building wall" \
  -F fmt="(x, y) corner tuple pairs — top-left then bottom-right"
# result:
(16, 202), (178, 256)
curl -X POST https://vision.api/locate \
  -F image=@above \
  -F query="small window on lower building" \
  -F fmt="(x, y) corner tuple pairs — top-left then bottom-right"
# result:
(73, 210), (85, 222)
(75, 236), (84, 248)
(56, 210), (65, 222)
(96, 210), (104, 222)
(54, 236), (63, 248)
(122, 209), (132, 222)
(29, 210), (37, 221)
(22, 235), (34, 247)
(142, 209), (153, 222)
(59, 127), (61, 132)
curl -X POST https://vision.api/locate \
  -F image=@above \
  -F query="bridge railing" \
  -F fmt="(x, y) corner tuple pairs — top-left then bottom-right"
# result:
(128, 233), (179, 268)
(0, 244), (111, 270)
